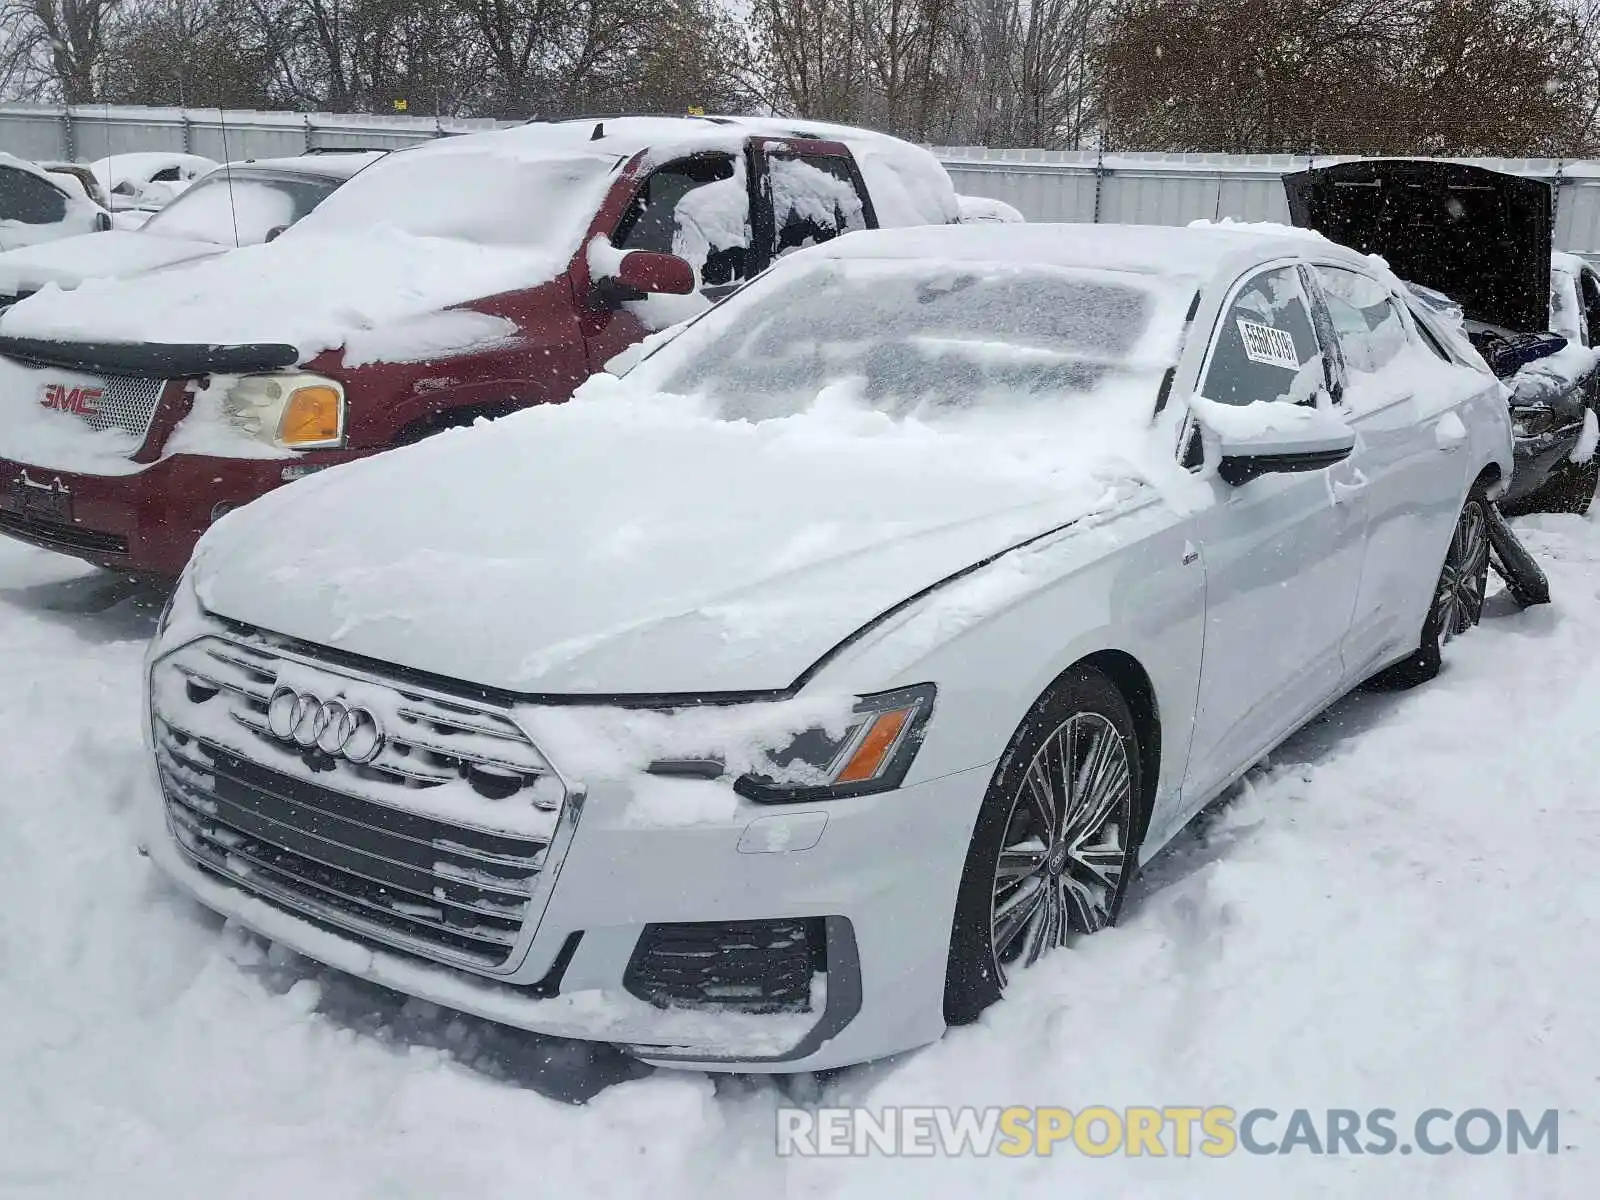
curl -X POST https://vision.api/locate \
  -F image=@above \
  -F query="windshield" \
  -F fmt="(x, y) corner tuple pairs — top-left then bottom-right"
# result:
(289, 147), (621, 247)
(647, 259), (1174, 422)
(143, 171), (339, 246)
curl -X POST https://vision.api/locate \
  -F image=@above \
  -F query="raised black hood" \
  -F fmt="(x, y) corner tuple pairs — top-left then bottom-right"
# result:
(1284, 159), (1552, 333)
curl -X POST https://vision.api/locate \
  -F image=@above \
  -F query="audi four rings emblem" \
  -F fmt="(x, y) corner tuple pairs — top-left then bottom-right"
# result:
(266, 686), (385, 764)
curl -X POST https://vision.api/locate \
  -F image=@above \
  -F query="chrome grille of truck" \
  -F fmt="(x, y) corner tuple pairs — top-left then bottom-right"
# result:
(150, 635), (565, 971)
(69, 375), (167, 440)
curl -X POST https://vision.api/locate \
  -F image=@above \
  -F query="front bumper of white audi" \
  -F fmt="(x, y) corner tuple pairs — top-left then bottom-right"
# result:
(139, 617), (991, 1072)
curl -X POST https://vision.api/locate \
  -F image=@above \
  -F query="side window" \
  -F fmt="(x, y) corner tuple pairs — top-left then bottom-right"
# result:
(1581, 269), (1600, 348)
(0, 167), (68, 225)
(1410, 308), (1454, 362)
(1200, 266), (1326, 407)
(767, 153), (869, 258)
(149, 167), (182, 183)
(1312, 265), (1408, 376)
(613, 153), (752, 289)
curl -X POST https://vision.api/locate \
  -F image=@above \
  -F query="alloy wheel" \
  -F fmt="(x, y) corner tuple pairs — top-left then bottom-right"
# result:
(989, 712), (1133, 988)
(1433, 499), (1490, 654)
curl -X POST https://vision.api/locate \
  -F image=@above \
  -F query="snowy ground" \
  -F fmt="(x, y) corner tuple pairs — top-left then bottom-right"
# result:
(2, 518), (1596, 1198)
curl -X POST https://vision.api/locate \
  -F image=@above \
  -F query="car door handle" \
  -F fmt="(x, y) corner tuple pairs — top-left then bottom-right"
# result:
(1330, 470), (1369, 504)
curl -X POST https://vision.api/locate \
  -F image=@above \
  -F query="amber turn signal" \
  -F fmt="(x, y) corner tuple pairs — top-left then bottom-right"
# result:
(277, 385), (344, 448)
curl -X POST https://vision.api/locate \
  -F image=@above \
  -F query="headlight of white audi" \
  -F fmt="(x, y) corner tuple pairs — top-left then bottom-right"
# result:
(734, 683), (937, 803)
(220, 373), (346, 450)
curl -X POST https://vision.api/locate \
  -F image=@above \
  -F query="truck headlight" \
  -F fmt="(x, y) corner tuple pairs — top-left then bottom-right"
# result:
(734, 683), (936, 803)
(221, 373), (346, 450)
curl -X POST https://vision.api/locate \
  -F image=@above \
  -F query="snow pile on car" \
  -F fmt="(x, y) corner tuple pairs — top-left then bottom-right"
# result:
(184, 245), (1202, 696)
(1508, 340), (1600, 407)
(1, 137), (623, 360)
(88, 152), (218, 202)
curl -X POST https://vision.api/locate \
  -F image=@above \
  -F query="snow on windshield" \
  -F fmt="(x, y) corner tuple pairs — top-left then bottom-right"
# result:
(142, 173), (336, 246)
(290, 147), (618, 246)
(640, 257), (1181, 423)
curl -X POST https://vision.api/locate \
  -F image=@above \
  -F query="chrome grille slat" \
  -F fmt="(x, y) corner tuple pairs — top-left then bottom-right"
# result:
(176, 663), (270, 704)
(156, 735), (539, 895)
(166, 797), (522, 946)
(204, 644), (278, 679)
(170, 810), (516, 965)
(394, 704), (537, 744)
(161, 766), (531, 924)
(155, 725), (545, 876)
(151, 634), (569, 972)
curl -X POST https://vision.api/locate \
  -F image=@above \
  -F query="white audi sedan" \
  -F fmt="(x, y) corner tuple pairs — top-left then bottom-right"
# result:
(140, 223), (1511, 1072)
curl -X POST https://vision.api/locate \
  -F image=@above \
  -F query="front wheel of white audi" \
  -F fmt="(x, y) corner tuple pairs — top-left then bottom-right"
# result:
(944, 665), (1145, 1025)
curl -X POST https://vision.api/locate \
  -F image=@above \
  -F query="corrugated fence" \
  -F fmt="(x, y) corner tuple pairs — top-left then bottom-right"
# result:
(7, 102), (1600, 253)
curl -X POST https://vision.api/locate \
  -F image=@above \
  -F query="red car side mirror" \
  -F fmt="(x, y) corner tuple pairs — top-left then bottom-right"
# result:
(613, 250), (695, 296)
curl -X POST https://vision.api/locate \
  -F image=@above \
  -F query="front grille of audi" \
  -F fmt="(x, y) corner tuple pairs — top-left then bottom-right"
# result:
(150, 634), (565, 971)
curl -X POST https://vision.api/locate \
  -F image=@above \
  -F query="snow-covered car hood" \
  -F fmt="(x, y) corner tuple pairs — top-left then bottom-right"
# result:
(0, 229), (221, 296)
(189, 385), (1151, 696)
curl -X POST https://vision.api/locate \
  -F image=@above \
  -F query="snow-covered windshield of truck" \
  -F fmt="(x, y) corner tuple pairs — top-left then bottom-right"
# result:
(142, 171), (340, 246)
(284, 147), (621, 247)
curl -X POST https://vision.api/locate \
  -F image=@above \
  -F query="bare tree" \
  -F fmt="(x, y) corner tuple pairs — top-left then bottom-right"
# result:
(2, 0), (124, 101)
(1100, 0), (1594, 156)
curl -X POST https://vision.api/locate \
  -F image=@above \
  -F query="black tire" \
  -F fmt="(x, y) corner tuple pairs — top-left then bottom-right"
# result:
(1532, 455), (1600, 515)
(1365, 484), (1491, 691)
(1486, 502), (1550, 608)
(944, 666), (1144, 1026)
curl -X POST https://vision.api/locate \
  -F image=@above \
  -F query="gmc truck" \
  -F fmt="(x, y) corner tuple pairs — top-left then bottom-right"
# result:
(0, 115), (961, 576)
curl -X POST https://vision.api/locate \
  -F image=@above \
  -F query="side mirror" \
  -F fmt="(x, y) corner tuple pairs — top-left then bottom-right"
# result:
(1197, 400), (1356, 486)
(94, 210), (112, 233)
(264, 224), (289, 243)
(591, 250), (696, 309)
(614, 250), (695, 295)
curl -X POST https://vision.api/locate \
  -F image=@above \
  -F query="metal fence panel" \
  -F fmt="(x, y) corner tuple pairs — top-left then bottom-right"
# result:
(9, 104), (1600, 252)
(0, 108), (68, 159)
(943, 163), (1099, 221)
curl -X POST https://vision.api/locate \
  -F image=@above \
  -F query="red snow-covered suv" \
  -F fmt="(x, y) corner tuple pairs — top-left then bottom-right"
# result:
(0, 115), (960, 577)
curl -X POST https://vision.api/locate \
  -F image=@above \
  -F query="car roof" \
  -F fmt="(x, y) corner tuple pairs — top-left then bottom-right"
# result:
(213, 151), (388, 181)
(365, 114), (958, 228)
(87, 151), (218, 171)
(805, 221), (1379, 283)
(0, 151), (73, 195)
(493, 113), (917, 158)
